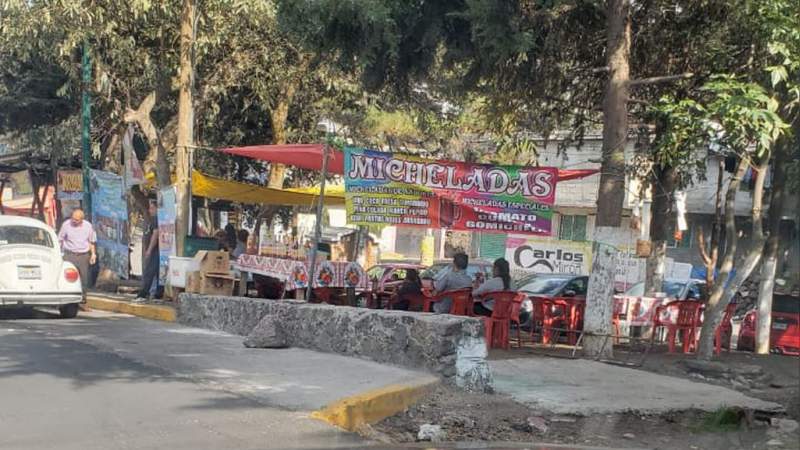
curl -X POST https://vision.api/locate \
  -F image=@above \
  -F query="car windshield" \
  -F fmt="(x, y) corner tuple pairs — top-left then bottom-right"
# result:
(773, 295), (800, 314)
(518, 276), (571, 295)
(0, 225), (53, 248)
(625, 280), (686, 298)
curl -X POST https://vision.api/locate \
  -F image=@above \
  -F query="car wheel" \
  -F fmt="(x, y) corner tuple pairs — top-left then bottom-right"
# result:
(59, 303), (79, 319)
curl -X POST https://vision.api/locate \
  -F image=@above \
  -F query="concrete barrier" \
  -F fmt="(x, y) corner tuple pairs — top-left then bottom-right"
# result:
(178, 294), (493, 391)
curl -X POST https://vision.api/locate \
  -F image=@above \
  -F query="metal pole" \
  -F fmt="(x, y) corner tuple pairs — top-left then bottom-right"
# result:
(305, 143), (329, 301)
(81, 41), (92, 218)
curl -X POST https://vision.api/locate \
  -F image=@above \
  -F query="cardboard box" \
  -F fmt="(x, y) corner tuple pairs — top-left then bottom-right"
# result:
(201, 274), (235, 296)
(186, 271), (202, 293)
(186, 271), (235, 296)
(193, 250), (230, 275)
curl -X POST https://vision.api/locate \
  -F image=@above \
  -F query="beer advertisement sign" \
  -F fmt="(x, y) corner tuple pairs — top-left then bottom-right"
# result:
(343, 147), (557, 235)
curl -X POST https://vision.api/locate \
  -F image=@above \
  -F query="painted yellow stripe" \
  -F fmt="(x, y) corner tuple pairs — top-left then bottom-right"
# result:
(86, 296), (176, 322)
(311, 379), (439, 431)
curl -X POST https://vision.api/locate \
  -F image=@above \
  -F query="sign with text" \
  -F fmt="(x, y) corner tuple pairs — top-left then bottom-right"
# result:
(505, 236), (593, 277)
(344, 148), (557, 235)
(57, 170), (84, 200)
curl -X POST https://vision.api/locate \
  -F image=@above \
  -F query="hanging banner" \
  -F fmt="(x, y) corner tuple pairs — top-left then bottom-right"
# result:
(157, 186), (177, 284)
(90, 170), (129, 279)
(57, 170), (84, 200)
(344, 148), (557, 235)
(505, 236), (593, 278)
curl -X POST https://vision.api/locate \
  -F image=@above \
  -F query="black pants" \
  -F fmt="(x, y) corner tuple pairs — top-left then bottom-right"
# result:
(64, 251), (91, 291)
(138, 251), (159, 298)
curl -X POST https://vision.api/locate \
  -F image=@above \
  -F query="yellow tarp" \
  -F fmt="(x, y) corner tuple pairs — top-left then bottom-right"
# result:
(191, 170), (345, 206)
(286, 184), (345, 196)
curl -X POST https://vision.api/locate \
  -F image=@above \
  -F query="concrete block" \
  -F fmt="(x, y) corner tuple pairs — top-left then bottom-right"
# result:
(178, 294), (493, 391)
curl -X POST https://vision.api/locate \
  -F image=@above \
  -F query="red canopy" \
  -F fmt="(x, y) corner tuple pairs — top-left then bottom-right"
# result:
(223, 144), (345, 174)
(221, 144), (599, 181)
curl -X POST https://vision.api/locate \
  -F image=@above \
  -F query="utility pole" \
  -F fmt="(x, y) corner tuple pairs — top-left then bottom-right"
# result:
(81, 41), (92, 218)
(306, 142), (330, 301)
(175, 0), (196, 256)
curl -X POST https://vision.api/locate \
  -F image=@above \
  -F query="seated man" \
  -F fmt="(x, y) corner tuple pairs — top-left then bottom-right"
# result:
(432, 252), (473, 313)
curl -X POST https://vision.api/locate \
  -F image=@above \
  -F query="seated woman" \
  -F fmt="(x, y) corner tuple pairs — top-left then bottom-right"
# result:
(472, 258), (512, 317)
(390, 269), (423, 310)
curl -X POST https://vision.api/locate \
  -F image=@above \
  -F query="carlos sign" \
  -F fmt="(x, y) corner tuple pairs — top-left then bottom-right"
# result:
(505, 236), (592, 276)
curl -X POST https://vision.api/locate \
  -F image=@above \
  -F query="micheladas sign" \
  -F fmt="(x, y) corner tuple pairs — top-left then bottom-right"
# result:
(344, 147), (557, 235)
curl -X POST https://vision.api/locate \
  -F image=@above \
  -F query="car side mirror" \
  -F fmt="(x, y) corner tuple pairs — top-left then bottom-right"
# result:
(563, 289), (576, 297)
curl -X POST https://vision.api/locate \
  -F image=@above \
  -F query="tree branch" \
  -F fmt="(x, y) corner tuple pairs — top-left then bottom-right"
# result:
(629, 73), (694, 86)
(696, 227), (712, 266)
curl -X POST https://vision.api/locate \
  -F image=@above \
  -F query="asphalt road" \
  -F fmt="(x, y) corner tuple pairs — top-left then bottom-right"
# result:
(0, 308), (366, 450)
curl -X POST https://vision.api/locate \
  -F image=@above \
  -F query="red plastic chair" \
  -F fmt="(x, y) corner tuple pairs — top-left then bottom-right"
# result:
(386, 292), (427, 312)
(425, 288), (473, 315)
(477, 292), (524, 349)
(652, 300), (703, 353)
(481, 293), (517, 350)
(561, 297), (585, 345)
(713, 302), (737, 355)
(612, 296), (628, 344)
(530, 297), (566, 344)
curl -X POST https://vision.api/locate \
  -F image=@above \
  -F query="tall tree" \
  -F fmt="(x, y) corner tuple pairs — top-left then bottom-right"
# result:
(175, 0), (196, 256)
(583, 0), (631, 358)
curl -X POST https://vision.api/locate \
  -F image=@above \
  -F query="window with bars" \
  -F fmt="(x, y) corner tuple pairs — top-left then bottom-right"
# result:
(558, 215), (587, 242)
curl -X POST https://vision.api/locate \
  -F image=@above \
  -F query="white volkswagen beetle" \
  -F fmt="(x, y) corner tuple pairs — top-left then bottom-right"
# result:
(0, 215), (83, 318)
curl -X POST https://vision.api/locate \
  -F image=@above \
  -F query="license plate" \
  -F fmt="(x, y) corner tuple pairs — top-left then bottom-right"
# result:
(772, 322), (788, 330)
(17, 266), (41, 280)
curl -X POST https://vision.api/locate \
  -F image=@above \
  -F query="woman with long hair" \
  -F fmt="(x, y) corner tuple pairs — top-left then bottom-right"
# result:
(391, 269), (423, 310)
(473, 258), (513, 316)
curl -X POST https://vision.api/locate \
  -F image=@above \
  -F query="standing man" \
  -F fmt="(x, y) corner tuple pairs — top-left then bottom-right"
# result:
(135, 201), (159, 303)
(58, 208), (97, 292)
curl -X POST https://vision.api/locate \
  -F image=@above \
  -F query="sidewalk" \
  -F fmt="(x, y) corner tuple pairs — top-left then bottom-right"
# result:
(64, 309), (438, 430)
(86, 291), (176, 322)
(490, 357), (784, 415)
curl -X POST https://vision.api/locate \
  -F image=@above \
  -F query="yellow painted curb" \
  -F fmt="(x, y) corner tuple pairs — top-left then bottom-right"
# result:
(311, 378), (439, 431)
(86, 296), (176, 322)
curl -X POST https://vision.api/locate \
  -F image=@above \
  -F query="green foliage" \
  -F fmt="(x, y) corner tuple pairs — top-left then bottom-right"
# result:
(693, 407), (745, 433)
(648, 77), (788, 185)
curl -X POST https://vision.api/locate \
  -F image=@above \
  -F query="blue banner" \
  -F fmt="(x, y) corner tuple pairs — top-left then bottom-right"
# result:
(157, 186), (177, 284)
(90, 170), (129, 279)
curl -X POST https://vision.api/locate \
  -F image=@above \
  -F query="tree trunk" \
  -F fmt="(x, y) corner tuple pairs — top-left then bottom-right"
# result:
(267, 74), (302, 189)
(696, 156), (768, 360)
(756, 141), (789, 354)
(175, 0), (196, 257)
(696, 158), (726, 291)
(583, 0), (631, 359)
(124, 93), (172, 188)
(645, 164), (676, 295)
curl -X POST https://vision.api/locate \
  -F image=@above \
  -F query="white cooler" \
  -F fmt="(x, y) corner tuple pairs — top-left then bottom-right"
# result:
(168, 256), (200, 288)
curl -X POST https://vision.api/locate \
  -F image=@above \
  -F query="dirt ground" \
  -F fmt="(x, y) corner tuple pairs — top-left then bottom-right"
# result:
(365, 384), (793, 449)
(366, 345), (800, 449)
(636, 349), (800, 422)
